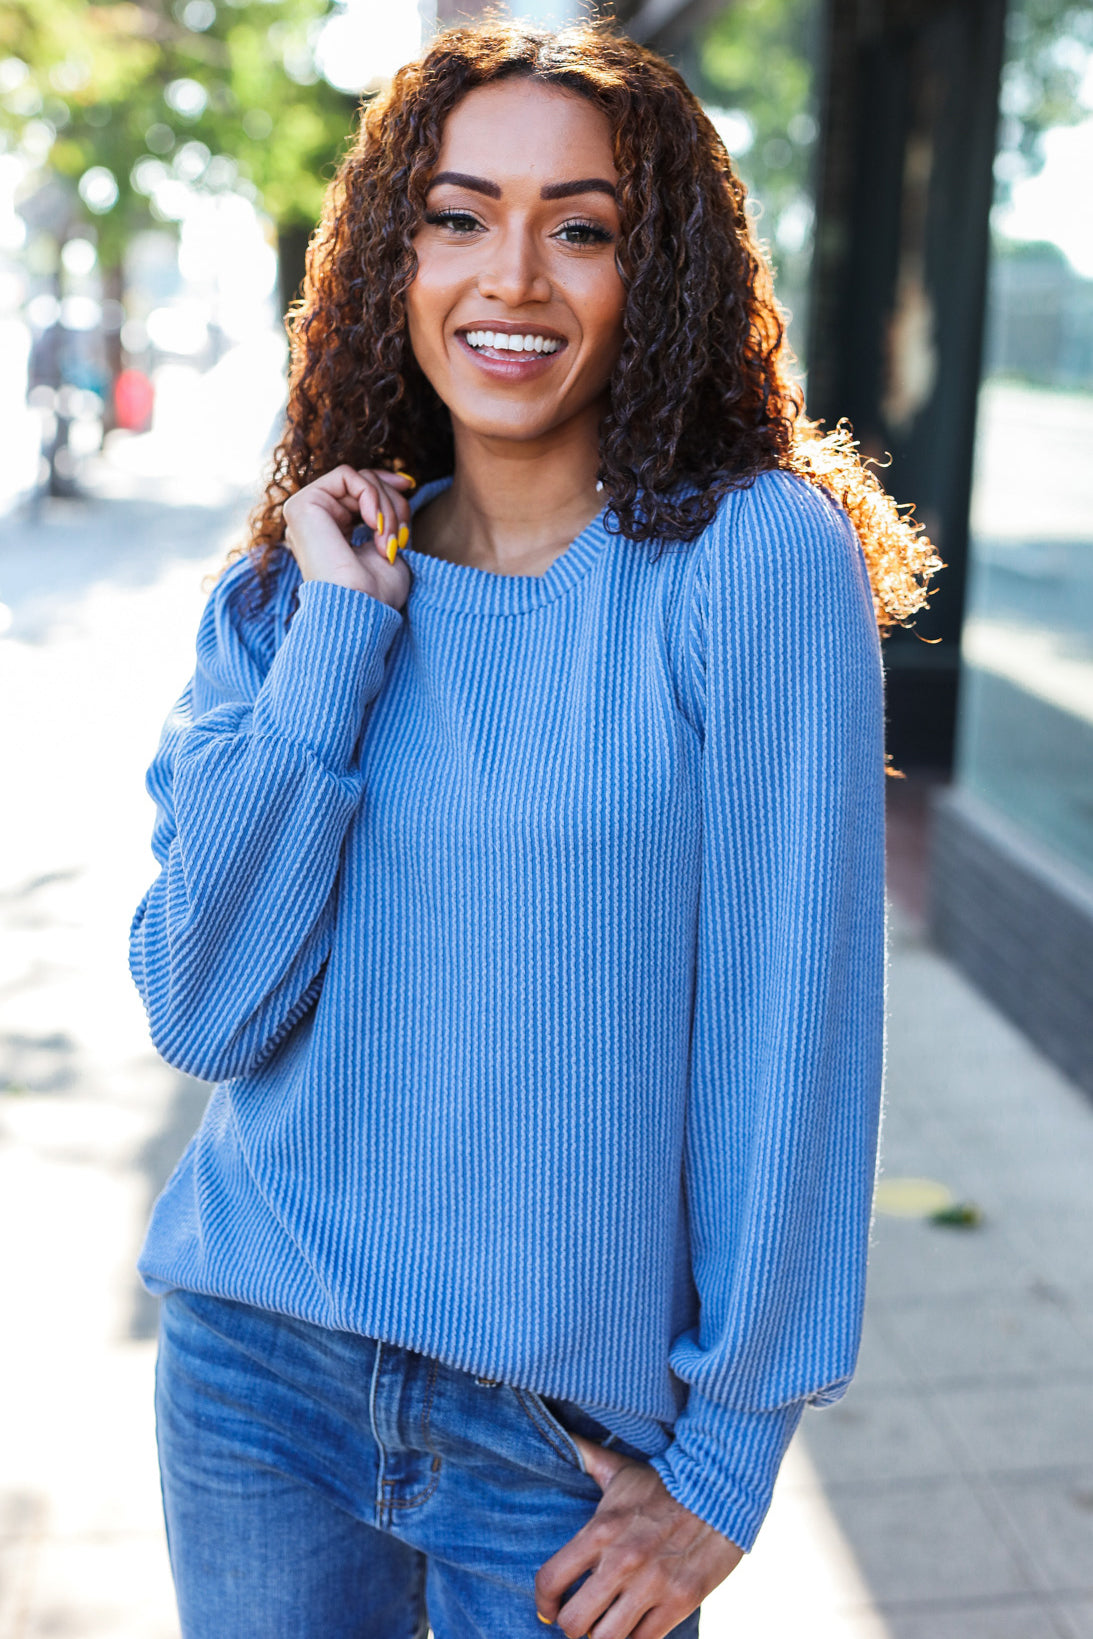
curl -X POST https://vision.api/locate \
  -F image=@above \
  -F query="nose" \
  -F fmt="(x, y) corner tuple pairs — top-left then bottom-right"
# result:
(475, 223), (551, 307)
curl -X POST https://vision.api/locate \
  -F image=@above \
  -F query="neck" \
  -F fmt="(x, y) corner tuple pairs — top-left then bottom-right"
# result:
(419, 407), (605, 573)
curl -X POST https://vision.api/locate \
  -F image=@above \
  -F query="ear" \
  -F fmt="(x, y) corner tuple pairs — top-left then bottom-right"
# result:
(569, 1431), (632, 1492)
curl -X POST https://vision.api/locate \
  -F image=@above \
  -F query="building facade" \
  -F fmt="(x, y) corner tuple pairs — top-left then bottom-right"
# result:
(434, 0), (1093, 1095)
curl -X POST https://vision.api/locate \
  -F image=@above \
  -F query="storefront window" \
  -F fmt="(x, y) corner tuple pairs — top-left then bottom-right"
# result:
(957, 0), (1093, 875)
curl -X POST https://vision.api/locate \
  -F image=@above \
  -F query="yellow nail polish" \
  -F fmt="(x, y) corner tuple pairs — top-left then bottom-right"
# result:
(376, 510), (384, 535)
(398, 524), (409, 548)
(536, 1615), (551, 1626)
(399, 472), (417, 490)
(386, 536), (397, 564)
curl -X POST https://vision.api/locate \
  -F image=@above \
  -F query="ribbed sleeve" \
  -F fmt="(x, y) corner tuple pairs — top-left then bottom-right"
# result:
(647, 476), (887, 1549)
(250, 579), (400, 768)
(128, 560), (403, 1082)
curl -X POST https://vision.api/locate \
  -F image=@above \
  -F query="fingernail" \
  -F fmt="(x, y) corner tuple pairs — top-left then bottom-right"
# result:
(400, 473), (417, 490)
(377, 510), (384, 535)
(398, 524), (409, 548)
(386, 537), (397, 564)
(535, 1615), (551, 1627)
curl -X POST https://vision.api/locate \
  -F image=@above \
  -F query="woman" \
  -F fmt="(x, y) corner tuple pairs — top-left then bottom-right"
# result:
(131, 19), (939, 1639)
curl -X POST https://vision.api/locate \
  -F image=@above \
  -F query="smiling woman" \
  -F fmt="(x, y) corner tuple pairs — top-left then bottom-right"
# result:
(403, 79), (626, 571)
(129, 19), (938, 1639)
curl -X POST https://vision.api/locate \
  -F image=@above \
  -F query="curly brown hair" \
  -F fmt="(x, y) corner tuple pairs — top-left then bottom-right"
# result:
(234, 16), (941, 633)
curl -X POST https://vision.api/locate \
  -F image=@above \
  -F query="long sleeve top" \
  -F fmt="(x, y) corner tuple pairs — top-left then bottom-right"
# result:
(131, 467), (887, 1552)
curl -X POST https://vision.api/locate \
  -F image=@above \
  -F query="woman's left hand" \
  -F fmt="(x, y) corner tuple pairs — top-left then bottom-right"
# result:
(534, 1434), (744, 1638)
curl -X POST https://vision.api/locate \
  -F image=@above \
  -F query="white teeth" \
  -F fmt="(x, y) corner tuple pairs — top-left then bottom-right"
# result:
(463, 331), (563, 354)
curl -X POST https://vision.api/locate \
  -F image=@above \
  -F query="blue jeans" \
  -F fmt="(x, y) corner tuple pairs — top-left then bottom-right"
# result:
(154, 1290), (702, 1638)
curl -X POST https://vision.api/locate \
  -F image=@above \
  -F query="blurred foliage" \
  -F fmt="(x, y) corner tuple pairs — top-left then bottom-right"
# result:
(680, 0), (821, 365)
(0, 0), (358, 269)
(696, 0), (818, 230)
(993, 235), (1072, 265)
(995, 0), (1093, 202)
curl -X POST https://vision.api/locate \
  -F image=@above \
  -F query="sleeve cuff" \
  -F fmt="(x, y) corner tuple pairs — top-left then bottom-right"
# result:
(649, 1395), (804, 1552)
(250, 579), (403, 769)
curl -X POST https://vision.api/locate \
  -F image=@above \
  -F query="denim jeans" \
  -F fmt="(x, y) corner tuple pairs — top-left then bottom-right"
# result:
(154, 1290), (702, 1639)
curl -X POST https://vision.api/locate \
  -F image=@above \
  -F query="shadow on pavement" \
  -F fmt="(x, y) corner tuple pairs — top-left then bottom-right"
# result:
(0, 491), (252, 645)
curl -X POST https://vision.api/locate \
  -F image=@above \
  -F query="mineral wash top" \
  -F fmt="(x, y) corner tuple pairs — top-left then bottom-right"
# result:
(132, 468), (886, 1552)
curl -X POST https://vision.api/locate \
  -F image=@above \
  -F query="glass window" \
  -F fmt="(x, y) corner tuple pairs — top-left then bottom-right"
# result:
(957, 0), (1093, 876)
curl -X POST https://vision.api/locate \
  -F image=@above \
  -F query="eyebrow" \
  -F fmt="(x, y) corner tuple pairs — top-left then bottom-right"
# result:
(428, 171), (501, 198)
(427, 171), (617, 201)
(540, 177), (617, 200)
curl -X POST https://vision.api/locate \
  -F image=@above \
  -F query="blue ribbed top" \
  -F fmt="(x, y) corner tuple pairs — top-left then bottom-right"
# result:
(131, 468), (887, 1551)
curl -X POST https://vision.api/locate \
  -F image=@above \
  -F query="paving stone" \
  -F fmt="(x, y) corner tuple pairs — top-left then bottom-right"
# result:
(871, 1600), (1068, 1639)
(846, 1303), (918, 1394)
(723, 1608), (892, 1639)
(0, 1345), (164, 1541)
(810, 1617), (907, 1639)
(799, 1388), (960, 1487)
(1004, 1205), (1093, 1290)
(875, 1096), (958, 1161)
(816, 1476), (1036, 1605)
(865, 1209), (1039, 1304)
(0, 1532), (37, 1639)
(702, 1598), (891, 1639)
(947, 1109), (1093, 1172)
(931, 1380), (1093, 1475)
(700, 1483), (889, 1634)
(983, 1471), (1093, 1597)
(21, 1534), (179, 1639)
(878, 1287), (1093, 1386)
(0, 1488), (49, 1539)
(1056, 1597), (1093, 1638)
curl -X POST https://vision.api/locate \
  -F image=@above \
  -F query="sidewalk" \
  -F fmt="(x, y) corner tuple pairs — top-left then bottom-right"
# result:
(1, 474), (1091, 1636)
(704, 883), (1093, 1638)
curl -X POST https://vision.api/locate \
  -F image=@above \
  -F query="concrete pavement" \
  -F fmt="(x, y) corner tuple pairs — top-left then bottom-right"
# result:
(0, 462), (248, 1637)
(707, 890), (1093, 1638)
(1, 453), (1091, 1636)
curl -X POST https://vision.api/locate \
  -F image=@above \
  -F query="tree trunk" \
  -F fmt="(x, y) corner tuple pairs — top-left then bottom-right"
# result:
(276, 222), (312, 337)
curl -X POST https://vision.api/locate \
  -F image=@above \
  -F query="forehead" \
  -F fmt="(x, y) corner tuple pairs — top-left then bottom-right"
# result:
(435, 79), (617, 182)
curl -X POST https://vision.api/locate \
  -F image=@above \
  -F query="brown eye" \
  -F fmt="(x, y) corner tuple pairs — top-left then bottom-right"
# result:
(554, 218), (614, 246)
(423, 209), (482, 234)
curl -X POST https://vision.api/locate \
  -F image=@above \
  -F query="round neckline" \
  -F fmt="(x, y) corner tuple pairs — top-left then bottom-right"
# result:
(351, 476), (611, 615)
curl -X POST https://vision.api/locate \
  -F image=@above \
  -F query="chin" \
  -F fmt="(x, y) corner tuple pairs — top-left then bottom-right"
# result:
(451, 403), (568, 443)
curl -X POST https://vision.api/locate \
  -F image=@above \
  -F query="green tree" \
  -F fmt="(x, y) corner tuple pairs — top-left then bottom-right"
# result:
(994, 0), (1093, 202)
(672, 0), (822, 367)
(0, 0), (359, 425)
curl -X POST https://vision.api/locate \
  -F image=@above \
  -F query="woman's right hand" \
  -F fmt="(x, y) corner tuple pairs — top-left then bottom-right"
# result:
(281, 465), (415, 610)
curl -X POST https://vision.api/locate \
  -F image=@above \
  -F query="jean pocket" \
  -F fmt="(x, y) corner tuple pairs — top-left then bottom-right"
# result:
(511, 1387), (591, 1474)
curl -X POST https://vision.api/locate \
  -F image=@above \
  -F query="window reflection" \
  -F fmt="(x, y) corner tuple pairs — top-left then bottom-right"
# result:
(958, 0), (1093, 876)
